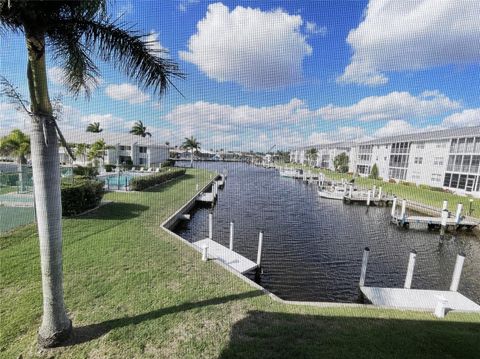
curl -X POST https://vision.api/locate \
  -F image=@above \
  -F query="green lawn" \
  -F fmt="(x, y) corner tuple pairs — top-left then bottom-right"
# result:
(0, 186), (16, 195)
(1, 168), (479, 358)
(283, 163), (480, 218)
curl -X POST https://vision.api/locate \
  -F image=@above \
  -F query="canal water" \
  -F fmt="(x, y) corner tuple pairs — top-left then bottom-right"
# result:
(174, 162), (480, 303)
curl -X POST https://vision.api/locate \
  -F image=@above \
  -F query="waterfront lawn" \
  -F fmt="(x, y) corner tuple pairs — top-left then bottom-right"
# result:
(284, 163), (480, 218)
(1, 168), (479, 358)
(0, 185), (16, 195)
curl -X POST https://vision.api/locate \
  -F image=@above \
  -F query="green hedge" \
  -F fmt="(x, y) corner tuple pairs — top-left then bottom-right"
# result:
(129, 169), (185, 191)
(73, 165), (99, 179)
(61, 179), (104, 216)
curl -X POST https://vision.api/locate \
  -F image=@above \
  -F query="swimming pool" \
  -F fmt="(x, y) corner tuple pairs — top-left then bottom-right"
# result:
(100, 172), (138, 190)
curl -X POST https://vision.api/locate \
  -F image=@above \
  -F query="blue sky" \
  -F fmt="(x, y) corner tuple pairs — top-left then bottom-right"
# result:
(1, 0), (480, 151)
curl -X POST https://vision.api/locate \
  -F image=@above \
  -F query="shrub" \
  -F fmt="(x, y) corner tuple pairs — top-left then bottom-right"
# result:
(400, 181), (416, 187)
(0, 173), (18, 186)
(104, 164), (116, 172)
(161, 159), (175, 167)
(369, 163), (379, 179)
(129, 169), (185, 191)
(61, 179), (104, 216)
(73, 165), (98, 179)
(388, 178), (397, 183)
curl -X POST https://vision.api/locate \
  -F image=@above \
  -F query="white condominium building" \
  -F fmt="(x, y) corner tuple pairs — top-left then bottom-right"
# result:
(290, 126), (480, 197)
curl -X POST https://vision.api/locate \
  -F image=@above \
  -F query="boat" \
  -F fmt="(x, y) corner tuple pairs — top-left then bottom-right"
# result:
(279, 168), (303, 178)
(317, 185), (348, 200)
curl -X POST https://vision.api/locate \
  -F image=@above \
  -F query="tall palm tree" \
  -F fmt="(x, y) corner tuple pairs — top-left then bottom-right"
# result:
(182, 136), (200, 168)
(0, 129), (30, 191)
(75, 143), (88, 164)
(86, 122), (102, 133)
(0, 0), (182, 347)
(88, 138), (107, 167)
(129, 120), (151, 137)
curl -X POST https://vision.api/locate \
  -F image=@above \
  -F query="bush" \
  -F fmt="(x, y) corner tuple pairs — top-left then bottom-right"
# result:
(0, 173), (18, 186)
(161, 159), (175, 167)
(104, 164), (116, 172)
(61, 179), (104, 216)
(388, 178), (397, 183)
(73, 165), (98, 179)
(400, 181), (416, 187)
(129, 169), (185, 191)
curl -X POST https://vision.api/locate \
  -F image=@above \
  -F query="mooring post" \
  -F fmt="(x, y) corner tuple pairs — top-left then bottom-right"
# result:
(202, 245), (208, 261)
(469, 198), (474, 215)
(391, 196), (397, 217)
(450, 253), (466, 292)
(400, 199), (407, 222)
(229, 221), (234, 251)
(372, 185), (376, 198)
(256, 231), (264, 267)
(404, 250), (417, 289)
(208, 212), (213, 239)
(440, 209), (449, 236)
(454, 203), (463, 225)
(434, 296), (448, 318)
(378, 186), (382, 200)
(367, 190), (371, 206)
(442, 200), (448, 211)
(349, 185), (353, 199)
(359, 247), (370, 287)
(196, 183), (199, 191)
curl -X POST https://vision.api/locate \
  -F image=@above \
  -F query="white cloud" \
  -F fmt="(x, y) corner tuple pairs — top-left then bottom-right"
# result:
(117, 1), (133, 18)
(373, 120), (416, 137)
(318, 91), (461, 122)
(47, 66), (103, 89)
(178, 0), (200, 12)
(442, 108), (480, 128)
(305, 21), (327, 36)
(179, 2), (312, 89)
(80, 113), (124, 131)
(143, 31), (167, 57)
(105, 83), (150, 104)
(0, 102), (30, 135)
(338, 0), (480, 85)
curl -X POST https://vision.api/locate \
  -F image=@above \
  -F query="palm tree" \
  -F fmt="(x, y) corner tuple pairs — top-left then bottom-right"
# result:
(88, 138), (107, 167)
(129, 120), (151, 137)
(0, 129), (30, 191)
(86, 122), (103, 133)
(75, 143), (88, 164)
(182, 136), (200, 168)
(0, 0), (182, 347)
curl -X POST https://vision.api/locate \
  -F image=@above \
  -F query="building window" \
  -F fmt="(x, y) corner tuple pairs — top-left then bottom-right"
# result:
(443, 173), (451, 187)
(457, 138), (466, 153)
(433, 157), (444, 166)
(139, 146), (147, 153)
(466, 138), (474, 153)
(417, 142), (425, 149)
(471, 155), (480, 173)
(450, 174), (459, 188)
(474, 137), (480, 153)
(462, 155), (471, 172)
(450, 139), (457, 153)
(414, 157), (423, 164)
(431, 173), (442, 182)
(138, 158), (146, 165)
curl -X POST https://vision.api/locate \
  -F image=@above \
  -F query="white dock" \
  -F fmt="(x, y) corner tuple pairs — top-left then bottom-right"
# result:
(391, 214), (478, 229)
(196, 192), (214, 203)
(360, 287), (480, 312)
(193, 238), (258, 274)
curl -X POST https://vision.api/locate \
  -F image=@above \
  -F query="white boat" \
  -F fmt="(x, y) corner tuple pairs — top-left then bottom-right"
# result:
(318, 186), (348, 200)
(279, 168), (303, 178)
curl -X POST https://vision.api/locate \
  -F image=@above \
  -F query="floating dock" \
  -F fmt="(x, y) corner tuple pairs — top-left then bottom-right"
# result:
(360, 287), (480, 312)
(193, 238), (258, 274)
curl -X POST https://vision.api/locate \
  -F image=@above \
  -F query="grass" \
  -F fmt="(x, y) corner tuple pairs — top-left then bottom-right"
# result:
(1, 168), (480, 358)
(283, 163), (480, 218)
(0, 186), (16, 195)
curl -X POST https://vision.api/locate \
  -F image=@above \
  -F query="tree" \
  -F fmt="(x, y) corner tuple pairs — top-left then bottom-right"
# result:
(369, 163), (379, 179)
(75, 143), (88, 164)
(182, 136), (200, 168)
(165, 141), (170, 146)
(86, 122), (102, 133)
(0, 129), (30, 191)
(333, 152), (349, 173)
(305, 148), (318, 167)
(0, 0), (182, 347)
(88, 139), (107, 167)
(129, 120), (151, 137)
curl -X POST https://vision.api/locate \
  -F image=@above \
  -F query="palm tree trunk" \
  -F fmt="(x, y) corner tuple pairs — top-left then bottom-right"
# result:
(190, 148), (193, 168)
(25, 29), (71, 347)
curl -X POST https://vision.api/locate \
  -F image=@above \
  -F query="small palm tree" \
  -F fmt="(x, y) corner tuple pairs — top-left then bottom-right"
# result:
(75, 143), (88, 164)
(86, 122), (103, 133)
(182, 136), (200, 168)
(0, 0), (183, 347)
(88, 139), (107, 167)
(0, 129), (30, 191)
(129, 120), (151, 137)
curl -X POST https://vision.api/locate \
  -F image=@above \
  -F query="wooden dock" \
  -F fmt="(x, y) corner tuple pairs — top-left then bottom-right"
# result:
(196, 192), (215, 203)
(193, 238), (259, 274)
(391, 214), (478, 229)
(344, 193), (394, 206)
(360, 287), (480, 312)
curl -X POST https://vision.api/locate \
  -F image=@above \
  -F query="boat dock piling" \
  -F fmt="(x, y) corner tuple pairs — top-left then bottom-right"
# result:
(343, 186), (392, 206)
(229, 221), (234, 250)
(359, 248), (480, 315)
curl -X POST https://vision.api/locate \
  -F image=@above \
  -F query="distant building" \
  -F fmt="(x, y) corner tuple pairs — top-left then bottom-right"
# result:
(290, 126), (480, 197)
(60, 130), (170, 168)
(290, 142), (352, 171)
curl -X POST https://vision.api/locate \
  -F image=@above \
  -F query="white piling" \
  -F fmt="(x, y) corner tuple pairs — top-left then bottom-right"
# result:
(434, 297), (448, 318)
(202, 245), (208, 261)
(359, 247), (370, 287)
(442, 200), (448, 211)
(378, 186), (383, 200)
(256, 231), (264, 266)
(208, 212), (213, 239)
(391, 197), (397, 217)
(440, 209), (449, 236)
(229, 221), (234, 251)
(404, 250), (417, 289)
(400, 199), (407, 221)
(196, 183), (199, 191)
(454, 203), (463, 225)
(349, 185), (353, 199)
(366, 190), (371, 206)
(449, 253), (465, 292)
(372, 185), (376, 198)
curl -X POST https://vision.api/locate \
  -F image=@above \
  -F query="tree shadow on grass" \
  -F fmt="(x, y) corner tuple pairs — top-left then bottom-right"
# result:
(143, 173), (195, 193)
(219, 310), (480, 359)
(73, 202), (149, 220)
(64, 290), (263, 346)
